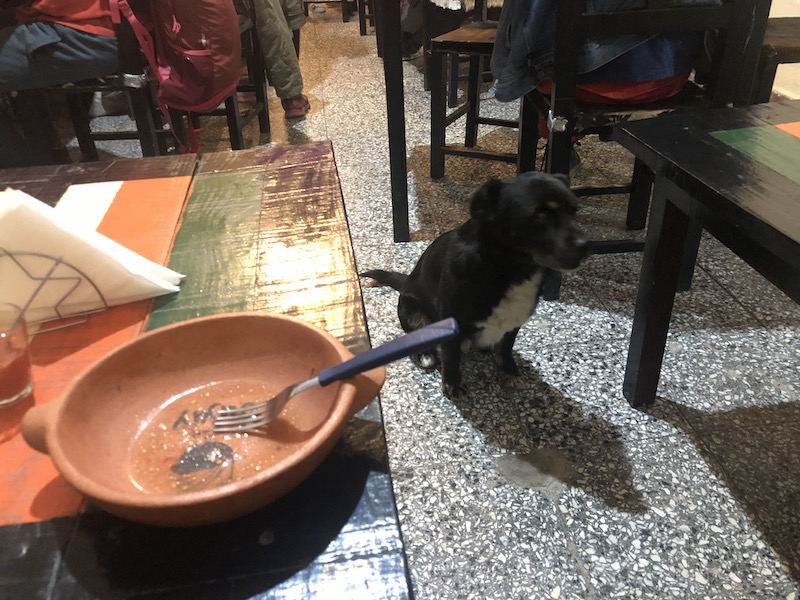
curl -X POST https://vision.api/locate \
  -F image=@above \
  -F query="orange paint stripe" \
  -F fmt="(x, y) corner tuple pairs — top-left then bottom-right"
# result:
(0, 176), (190, 525)
(776, 121), (800, 139)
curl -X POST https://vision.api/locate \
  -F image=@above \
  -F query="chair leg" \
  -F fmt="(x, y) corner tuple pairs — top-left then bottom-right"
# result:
(547, 129), (572, 177)
(246, 29), (270, 136)
(464, 55), (481, 147)
(540, 270), (563, 301)
(358, 0), (367, 34)
(677, 217), (703, 292)
(430, 48), (446, 180)
(15, 90), (70, 165)
(448, 53), (459, 108)
(421, 0), (435, 90)
(753, 53), (779, 103)
(128, 87), (161, 156)
(224, 95), (245, 150)
(64, 91), (100, 162)
(373, 0), (384, 57)
(516, 92), (538, 173)
(626, 158), (654, 230)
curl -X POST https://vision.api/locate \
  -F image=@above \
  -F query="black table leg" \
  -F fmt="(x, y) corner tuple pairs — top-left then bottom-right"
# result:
(378, 0), (410, 242)
(623, 178), (691, 407)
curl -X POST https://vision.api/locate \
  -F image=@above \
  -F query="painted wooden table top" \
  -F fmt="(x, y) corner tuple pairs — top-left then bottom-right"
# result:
(613, 100), (800, 273)
(0, 143), (412, 599)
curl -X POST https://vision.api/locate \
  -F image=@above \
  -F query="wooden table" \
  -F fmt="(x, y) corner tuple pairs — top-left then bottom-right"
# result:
(0, 143), (412, 598)
(613, 101), (800, 407)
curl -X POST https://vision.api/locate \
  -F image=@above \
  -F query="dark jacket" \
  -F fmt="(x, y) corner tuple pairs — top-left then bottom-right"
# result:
(490, 0), (721, 102)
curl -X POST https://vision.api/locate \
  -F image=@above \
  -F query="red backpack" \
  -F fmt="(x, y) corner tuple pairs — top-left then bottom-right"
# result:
(112, 0), (242, 151)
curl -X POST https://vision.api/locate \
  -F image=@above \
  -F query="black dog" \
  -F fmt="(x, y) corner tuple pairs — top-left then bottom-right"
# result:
(361, 172), (588, 399)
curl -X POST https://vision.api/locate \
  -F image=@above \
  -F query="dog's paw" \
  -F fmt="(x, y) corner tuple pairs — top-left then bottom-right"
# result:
(411, 352), (439, 372)
(500, 372), (535, 390)
(443, 382), (468, 401)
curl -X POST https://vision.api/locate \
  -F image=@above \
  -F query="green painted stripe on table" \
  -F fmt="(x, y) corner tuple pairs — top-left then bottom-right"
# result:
(712, 126), (800, 186)
(146, 171), (264, 331)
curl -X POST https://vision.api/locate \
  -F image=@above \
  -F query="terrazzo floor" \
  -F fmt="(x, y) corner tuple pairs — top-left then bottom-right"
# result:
(63, 9), (799, 599)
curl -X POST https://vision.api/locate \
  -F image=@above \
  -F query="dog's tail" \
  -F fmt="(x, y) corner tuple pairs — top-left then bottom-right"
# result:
(360, 269), (408, 292)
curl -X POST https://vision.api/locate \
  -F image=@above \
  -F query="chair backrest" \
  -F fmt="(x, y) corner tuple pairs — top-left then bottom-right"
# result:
(550, 0), (770, 116)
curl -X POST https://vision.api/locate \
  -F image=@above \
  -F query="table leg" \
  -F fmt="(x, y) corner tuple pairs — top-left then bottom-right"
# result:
(378, 0), (410, 242)
(623, 178), (691, 407)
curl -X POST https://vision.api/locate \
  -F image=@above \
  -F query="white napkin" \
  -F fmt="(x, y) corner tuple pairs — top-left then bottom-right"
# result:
(0, 187), (184, 324)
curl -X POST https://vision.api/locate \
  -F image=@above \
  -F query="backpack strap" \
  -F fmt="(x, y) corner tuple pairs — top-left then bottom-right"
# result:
(114, 0), (199, 153)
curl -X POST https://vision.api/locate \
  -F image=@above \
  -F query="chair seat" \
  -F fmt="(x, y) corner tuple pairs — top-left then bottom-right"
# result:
(762, 16), (800, 61)
(430, 22), (498, 54)
(753, 17), (800, 103)
(531, 81), (707, 135)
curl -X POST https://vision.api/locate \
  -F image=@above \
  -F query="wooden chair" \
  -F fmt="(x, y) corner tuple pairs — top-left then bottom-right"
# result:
(428, 0), (518, 180)
(516, 0), (770, 299)
(752, 17), (800, 103)
(64, 21), (269, 159)
(62, 14), (164, 159)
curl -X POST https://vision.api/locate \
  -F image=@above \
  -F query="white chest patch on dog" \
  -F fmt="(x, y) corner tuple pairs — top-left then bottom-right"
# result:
(474, 273), (544, 347)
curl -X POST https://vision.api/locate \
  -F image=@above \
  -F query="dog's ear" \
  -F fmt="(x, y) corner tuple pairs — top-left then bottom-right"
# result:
(470, 179), (504, 221)
(552, 173), (571, 187)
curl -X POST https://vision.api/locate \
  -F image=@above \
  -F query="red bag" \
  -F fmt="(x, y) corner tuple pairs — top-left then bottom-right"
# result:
(112, 0), (242, 151)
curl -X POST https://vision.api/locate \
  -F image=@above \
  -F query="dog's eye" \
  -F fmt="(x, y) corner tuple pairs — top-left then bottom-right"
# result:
(545, 200), (559, 211)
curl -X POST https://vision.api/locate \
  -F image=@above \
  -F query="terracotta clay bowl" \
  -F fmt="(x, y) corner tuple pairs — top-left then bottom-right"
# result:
(22, 312), (385, 527)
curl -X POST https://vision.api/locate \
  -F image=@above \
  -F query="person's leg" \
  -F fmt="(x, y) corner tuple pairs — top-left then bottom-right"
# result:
(281, 0), (307, 32)
(0, 22), (118, 92)
(0, 22), (118, 166)
(248, 0), (309, 116)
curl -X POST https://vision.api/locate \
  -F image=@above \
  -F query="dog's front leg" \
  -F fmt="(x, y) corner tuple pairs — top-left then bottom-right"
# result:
(440, 338), (466, 400)
(496, 328), (532, 390)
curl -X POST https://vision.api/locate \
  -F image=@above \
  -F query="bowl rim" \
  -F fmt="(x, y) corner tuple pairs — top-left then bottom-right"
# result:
(45, 311), (357, 509)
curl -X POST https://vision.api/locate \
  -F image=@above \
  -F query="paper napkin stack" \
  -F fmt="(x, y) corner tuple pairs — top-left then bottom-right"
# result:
(0, 187), (184, 324)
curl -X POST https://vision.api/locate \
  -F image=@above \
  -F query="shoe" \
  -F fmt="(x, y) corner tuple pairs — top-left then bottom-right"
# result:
(88, 91), (130, 118)
(281, 95), (311, 119)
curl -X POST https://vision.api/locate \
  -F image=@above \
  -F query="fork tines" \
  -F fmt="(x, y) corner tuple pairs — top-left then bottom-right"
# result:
(213, 402), (273, 433)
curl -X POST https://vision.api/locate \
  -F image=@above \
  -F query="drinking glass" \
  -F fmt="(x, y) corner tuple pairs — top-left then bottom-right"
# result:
(0, 309), (33, 408)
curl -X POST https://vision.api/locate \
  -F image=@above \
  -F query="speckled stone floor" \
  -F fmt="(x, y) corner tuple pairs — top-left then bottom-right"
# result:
(66, 10), (799, 599)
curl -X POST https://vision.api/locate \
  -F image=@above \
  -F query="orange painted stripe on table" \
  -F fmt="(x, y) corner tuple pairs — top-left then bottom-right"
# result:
(776, 121), (800, 139)
(0, 176), (191, 525)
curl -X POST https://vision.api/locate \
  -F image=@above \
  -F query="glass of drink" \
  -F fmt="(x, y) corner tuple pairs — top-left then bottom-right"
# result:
(0, 308), (33, 408)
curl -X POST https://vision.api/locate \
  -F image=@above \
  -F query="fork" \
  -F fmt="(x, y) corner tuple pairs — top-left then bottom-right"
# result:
(213, 318), (459, 433)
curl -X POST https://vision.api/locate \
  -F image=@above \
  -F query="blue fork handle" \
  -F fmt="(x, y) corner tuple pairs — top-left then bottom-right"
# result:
(317, 318), (459, 387)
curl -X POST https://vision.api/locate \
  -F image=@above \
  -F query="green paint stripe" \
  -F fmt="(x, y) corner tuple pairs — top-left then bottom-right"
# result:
(146, 171), (263, 331)
(712, 126), (800, 186)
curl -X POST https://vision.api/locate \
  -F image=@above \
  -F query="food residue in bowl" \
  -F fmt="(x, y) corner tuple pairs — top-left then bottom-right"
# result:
(126, 379), (314, 495)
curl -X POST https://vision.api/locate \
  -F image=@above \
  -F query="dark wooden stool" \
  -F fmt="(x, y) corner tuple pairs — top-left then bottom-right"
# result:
(429, 24), (518, 179)
(753, 17), (800, 103)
